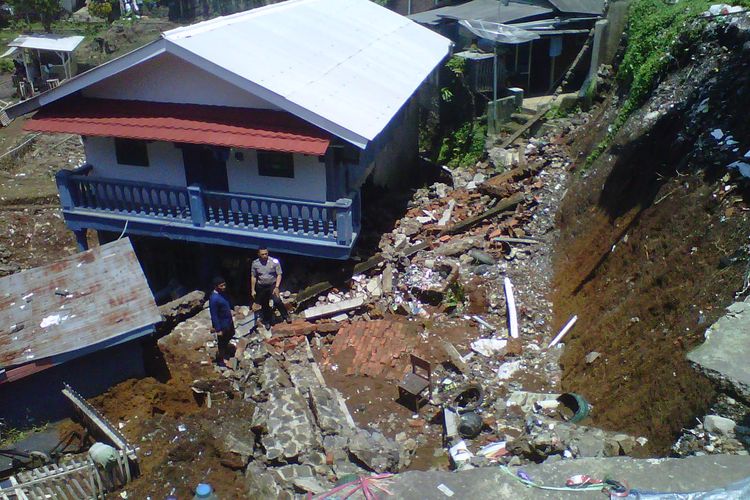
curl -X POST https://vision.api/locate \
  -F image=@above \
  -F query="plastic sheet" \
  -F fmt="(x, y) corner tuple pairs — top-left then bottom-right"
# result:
(627, 476), (750, 499)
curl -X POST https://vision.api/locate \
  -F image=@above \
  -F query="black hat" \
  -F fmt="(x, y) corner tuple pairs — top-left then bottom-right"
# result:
(212, 276), (226, 288)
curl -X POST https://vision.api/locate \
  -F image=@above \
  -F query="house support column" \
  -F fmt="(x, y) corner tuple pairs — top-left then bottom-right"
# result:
(74, 229), (89, 251)
(335, 198), (353, 246)
(187, 185), (206, 227)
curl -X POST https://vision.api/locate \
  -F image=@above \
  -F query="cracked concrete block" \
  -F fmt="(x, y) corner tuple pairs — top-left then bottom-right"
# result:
(688, 299), (750, 404)
(704, 415), (736, 436)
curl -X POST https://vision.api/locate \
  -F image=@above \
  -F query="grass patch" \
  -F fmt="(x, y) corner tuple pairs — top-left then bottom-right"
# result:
(584, 0), (749, 167)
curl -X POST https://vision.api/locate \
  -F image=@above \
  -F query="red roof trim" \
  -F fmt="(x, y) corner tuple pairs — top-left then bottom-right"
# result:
(24, 98), (332, 156)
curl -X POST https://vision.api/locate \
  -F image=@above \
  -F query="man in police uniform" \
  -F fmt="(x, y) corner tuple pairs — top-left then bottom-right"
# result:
(250, 247), (291, 328)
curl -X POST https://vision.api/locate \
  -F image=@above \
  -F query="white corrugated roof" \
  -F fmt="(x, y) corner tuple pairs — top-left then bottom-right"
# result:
(162, 0), (452, 147)
(9, 34), (85, 53)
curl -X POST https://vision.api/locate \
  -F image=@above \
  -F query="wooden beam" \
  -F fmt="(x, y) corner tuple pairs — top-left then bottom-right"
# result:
(498, 107), (548, 149)
(294, 241), (431, 309)
(439, 193), (525, 236)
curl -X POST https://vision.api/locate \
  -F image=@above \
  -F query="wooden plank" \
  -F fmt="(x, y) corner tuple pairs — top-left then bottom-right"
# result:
(439, 193), (525, 236)
(497, 107), (548, 149)
(493, 236), (541, 244)
(295, 241), (431, 309)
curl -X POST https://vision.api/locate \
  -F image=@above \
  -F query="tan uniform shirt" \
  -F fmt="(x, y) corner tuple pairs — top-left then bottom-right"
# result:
(251, 257), (282, 286)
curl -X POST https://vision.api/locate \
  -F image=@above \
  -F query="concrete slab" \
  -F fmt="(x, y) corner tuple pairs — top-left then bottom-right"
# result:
(386, 455), (750, 499)
(687, 298), (750, 403)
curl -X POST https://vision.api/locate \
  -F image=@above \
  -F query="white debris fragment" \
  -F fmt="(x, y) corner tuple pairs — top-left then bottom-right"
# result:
(448, 440), (474, 466)
(470, 338), (507, 357)
(710, 129), (724, 140)
(436, 483), (455, 497)
(496, 359), (523, 380)
(40, 314), (69, 328)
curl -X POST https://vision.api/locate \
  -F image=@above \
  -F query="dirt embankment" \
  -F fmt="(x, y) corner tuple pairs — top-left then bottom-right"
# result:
(552, 33), (750, 453)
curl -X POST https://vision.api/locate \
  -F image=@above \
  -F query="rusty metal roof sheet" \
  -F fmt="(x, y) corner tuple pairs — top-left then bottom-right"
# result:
(24, 97), (332, 156)
(0, 238), (160, 374)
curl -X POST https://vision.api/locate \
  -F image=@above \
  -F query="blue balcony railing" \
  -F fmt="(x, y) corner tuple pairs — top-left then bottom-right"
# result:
(56, 165), (359, 254)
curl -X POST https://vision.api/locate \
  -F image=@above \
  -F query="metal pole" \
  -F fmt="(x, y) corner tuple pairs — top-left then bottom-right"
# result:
(527, 40), (533, 91)
(408, 0), (412, 15)
(549, 55), (555, 91)
(492, 44), (497, 130)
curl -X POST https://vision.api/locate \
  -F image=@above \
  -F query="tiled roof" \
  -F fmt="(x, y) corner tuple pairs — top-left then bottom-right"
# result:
(25, 98), (332, 156)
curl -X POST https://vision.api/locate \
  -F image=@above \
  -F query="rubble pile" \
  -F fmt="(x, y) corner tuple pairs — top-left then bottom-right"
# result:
(673, 396), (750, 457)
(265, 115), (662, 473)
(185, 314), (418, 498)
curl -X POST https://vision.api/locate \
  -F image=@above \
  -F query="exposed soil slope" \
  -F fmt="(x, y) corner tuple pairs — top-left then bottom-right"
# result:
(553, 28), (750, 453)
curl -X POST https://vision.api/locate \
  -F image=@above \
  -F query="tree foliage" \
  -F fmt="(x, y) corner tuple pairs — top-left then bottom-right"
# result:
(87, 0), (115, 22)
(9, 0), (60, 32)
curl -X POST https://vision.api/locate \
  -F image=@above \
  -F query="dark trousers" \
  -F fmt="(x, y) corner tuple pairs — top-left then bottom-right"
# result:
(216, 326), (235, 361)
(255, 283), (288, 323)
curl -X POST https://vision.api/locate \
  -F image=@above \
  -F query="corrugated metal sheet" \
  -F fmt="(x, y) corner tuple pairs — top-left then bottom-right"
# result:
(9, 34), (85, 53)
(0, 238), (160, 373)
(409, 0), (552, 26)
(24, 97), (332, 156)
(163, 0), (452, 146)
(547, 0), (604, 15)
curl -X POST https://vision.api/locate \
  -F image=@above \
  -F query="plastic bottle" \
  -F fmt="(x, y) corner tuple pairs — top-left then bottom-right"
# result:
(192, 483), (218, 500)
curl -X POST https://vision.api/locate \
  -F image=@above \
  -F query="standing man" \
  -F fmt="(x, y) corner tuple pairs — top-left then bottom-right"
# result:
(209, 276), (234, 362)
(251, 247), (291, 328)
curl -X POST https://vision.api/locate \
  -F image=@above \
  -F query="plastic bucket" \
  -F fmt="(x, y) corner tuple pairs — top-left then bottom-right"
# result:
(557, 393), (590, 423)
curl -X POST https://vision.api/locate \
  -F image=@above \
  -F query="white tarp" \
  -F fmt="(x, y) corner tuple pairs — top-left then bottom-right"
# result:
(459, 19), (540, 44)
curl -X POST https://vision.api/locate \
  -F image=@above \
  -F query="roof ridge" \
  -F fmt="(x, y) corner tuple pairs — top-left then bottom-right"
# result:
(163, 0), (317, 40)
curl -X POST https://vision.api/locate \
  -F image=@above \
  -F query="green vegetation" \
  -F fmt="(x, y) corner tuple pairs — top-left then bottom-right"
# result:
(88, 0), (115, 23)
(443, 282), (467, 310)
(545, 103), (581, 120)
(0, 57), (13, 73)
(434, 54), (486, 168)
(9, 0), (61, 32)
(585, 0), (750, 167)
(0, 422), (49, 447)
(437, 117), (487, 169)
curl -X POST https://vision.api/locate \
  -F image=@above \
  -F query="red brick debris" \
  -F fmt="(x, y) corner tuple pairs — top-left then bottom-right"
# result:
(271, 319), (341, 338)
(321, 320), (417, 379)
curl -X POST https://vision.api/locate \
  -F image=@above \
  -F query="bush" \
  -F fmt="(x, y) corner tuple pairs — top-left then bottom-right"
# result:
(88, 0), (114, 21)
(0, 58), (14, 74)
(437, 117), (487, 169)
(584, 0), (749, 167)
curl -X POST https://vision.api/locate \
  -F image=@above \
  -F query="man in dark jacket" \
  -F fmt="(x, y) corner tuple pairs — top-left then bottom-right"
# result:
(209, 276), (234, 362)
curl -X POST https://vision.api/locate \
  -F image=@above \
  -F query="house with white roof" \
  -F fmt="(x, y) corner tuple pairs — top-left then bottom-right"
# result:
(6, 0), (452, 259)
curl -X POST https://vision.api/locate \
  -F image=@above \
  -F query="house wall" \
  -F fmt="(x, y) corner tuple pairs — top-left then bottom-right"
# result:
(354, 97), (419, 190)
(84, 136), (188, 186)
(83, 137), (328, 201)
(226, 149), (327, 202)
(0, 341), (145, 428)
(83, 52), (280, 110)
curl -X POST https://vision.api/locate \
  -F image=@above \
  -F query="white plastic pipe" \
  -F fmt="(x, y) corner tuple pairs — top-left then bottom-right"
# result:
(548, 315), (578, 348)
(504, 277), (519, 339)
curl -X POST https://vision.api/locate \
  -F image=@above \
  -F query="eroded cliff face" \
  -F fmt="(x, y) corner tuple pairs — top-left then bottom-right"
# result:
(553, 24), (750, 453)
